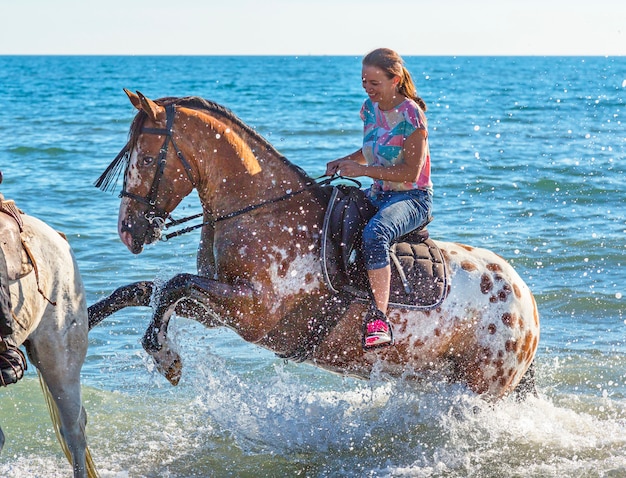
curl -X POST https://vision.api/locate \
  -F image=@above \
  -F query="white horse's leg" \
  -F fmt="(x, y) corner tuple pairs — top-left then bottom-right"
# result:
(27, 320), (88, 477)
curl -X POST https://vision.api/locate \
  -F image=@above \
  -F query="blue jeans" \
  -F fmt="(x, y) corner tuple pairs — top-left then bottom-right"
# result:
(362, 189), (432, 270)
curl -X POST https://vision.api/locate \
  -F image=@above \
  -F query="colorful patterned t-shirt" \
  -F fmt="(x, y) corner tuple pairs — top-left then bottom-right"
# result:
(360, 98), (432, 195)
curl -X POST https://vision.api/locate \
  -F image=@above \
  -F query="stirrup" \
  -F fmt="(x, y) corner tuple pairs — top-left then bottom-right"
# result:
(362, 307), (394, 350)
(0, 343), (27, 387)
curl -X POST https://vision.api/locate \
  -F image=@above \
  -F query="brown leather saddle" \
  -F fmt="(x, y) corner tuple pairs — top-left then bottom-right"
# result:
(321, 185), (448, 310)
(274, 184), (450, 362)
(0, 190), (56, 313)
(0, 194), (32, 281)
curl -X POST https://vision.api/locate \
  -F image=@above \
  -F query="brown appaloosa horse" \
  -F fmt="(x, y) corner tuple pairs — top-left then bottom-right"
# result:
(90, 90), (539, 401)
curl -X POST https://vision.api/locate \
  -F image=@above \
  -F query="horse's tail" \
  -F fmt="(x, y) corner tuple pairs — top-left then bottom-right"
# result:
(37, 370), (99, 478)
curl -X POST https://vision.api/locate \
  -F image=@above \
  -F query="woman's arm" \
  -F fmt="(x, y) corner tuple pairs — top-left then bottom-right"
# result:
(333, 129), (427, 182)
(325, 148), (366, 176)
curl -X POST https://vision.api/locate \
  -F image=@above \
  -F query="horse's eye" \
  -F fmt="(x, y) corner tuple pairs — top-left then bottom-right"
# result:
(141, 156), (155, 166)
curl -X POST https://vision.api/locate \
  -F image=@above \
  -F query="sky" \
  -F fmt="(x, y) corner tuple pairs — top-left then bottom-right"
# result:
(1, 0), (625, 56)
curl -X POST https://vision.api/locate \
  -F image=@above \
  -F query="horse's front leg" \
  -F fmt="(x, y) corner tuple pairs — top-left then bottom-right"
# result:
(141, 273), (254, 385)
(88, 280), (154, 329)
(88, 279), (223, 330)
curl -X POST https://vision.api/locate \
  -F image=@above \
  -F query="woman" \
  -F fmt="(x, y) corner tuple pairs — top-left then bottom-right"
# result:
(326, 48), (432, 349)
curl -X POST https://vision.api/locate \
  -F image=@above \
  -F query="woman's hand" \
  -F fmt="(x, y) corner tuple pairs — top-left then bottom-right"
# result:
(333, 159), (364, 178)
(325, 149), (366, 176)
(325, 159), (342, 176)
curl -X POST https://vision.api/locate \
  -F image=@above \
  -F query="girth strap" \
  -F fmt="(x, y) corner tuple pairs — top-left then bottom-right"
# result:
(20, 238), (56, 307)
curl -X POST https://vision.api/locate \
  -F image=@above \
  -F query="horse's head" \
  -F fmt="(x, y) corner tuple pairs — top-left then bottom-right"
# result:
(111, 90), (196, 254)
(97, 89), (317, 255)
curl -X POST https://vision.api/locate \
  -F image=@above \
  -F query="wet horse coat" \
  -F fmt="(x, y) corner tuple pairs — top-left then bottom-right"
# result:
(0, 202), (96, 477)
(91, 91), (539, 401)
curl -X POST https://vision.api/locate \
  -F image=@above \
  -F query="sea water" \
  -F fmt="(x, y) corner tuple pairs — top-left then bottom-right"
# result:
(0, 55), (624, 477)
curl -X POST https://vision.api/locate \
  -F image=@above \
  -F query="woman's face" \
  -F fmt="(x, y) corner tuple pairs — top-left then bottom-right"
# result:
(361, 65), (399, 109)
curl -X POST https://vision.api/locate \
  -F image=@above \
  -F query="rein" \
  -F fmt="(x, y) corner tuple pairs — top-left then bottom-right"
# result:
(120, 101), (361, 241)
(161, 174), (360, 241)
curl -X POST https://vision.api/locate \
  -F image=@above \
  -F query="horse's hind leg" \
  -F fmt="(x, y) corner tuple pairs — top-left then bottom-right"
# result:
(513, 359), (538, 401)
(0, 425), (4, 452)
(27, 326), (89, 477)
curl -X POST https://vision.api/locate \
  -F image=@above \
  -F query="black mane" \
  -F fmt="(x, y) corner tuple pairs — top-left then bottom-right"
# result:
(95, 96), (312, 192)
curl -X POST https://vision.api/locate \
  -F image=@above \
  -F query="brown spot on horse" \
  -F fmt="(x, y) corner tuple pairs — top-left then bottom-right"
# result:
(498, 283), (512, 302)
(502, 312), (520, 328)
(461, 261), (478, 272)
(486, 263), (503, 272)
(481, 273), (493, 294)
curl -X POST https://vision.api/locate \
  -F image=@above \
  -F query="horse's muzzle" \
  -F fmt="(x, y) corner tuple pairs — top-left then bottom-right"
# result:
(119, 218), (161, 254)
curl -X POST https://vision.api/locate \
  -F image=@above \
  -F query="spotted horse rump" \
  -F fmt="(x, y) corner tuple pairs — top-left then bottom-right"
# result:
(419, 241), (540, 397)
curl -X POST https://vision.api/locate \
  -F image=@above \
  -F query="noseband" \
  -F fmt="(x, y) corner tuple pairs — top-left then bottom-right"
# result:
(120, 103), (195, 224)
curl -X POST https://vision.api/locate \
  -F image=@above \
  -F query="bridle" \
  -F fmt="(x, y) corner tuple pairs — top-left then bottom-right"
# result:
(121, 102), (358, 241)
(120, 103), (195, 227)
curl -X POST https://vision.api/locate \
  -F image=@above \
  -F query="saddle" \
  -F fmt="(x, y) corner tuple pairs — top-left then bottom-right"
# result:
(0, 193), (32, 281)
(321, 185), (448, 310)
(0, 191), (56, 314)
(275, 184), (449, 363)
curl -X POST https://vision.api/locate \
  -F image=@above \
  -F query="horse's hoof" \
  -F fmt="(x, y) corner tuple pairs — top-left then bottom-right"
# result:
(150, 345), (182, 386)
(163, 359), (182, 386)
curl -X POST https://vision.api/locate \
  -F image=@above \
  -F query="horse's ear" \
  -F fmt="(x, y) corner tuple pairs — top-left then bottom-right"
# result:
(124, 88), (142, 110)
(135, 91), (164, 122)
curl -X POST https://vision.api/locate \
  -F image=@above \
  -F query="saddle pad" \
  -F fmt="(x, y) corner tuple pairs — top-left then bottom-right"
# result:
(388, 238), (448, 310)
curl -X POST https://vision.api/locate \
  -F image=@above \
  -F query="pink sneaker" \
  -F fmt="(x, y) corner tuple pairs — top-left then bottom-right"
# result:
(362, 308), (394, 350)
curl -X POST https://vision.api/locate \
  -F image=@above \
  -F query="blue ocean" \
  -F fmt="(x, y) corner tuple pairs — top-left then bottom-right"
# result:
(0, 55), (624, 477)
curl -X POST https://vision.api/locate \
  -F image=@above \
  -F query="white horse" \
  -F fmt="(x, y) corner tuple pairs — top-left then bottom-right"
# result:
(0, 201), (97, 478)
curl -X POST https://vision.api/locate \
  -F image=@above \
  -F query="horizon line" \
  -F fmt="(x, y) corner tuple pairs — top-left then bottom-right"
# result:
(1, 53), (623, 58)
